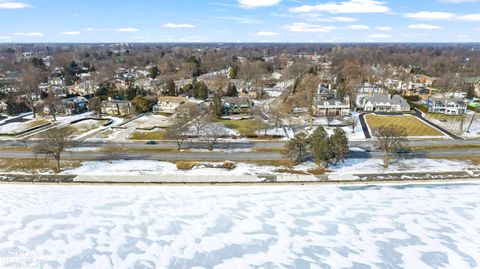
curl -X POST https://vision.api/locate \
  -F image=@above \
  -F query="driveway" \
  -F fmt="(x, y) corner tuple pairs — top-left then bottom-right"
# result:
(358, 113), (371, 139)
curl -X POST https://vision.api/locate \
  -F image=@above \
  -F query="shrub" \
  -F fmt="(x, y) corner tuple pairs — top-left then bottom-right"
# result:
(222, 161), (236, 170)
(408, 101), (428, 113)
(404, 95), (420, 102)
(176, 161), (197, 170)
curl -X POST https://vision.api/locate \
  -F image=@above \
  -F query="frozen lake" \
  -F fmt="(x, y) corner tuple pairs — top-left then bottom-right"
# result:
(0, 184), (479, 269)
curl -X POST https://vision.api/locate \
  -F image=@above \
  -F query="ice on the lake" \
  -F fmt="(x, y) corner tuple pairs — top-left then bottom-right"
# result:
(0, 184), (479, 268)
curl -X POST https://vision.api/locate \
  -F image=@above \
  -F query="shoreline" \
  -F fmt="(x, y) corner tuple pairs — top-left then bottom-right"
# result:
(0, 174), (478, 187)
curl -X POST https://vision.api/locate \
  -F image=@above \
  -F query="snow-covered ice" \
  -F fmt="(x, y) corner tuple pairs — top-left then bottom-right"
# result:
(0, 184), (479, 268)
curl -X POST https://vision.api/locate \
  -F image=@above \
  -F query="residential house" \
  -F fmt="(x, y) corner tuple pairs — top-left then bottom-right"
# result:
(363, 94), (410, 112)
(315, 97), (350, 117)
(403, 88), (432, 101)
(43, 96), (89, 116)
(63, 96), (89, 115)
(152, 96), (188, 114)
(222, 97), (253, 115)
(314, 84), (350, 117)
(425, 98), (467, 115)
(355, 83), (388, 107)
(101, 99), (132, 117)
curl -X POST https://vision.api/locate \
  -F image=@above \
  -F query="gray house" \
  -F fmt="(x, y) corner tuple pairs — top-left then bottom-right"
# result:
(363, 94), (410, 112)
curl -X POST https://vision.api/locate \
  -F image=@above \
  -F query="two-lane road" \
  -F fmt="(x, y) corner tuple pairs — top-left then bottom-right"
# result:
(0, 149), (479, 162)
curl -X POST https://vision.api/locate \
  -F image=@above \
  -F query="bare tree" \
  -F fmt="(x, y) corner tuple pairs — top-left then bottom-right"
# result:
(191, 110), (208, 135)
(351, 114), (359, 134)
(89, 97), (103, 117)
(372, 125), (406, 168)
(37, 127), (75, 173)
(44, 90), (62, 121)
(201, 123), (226, 151)
(17, 65), (45, 118)
(165, 116), (190, 150)
(297, 73), (321, 128)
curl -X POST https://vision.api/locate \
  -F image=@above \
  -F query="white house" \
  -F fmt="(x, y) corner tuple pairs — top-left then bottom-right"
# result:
(363, 94), (410, 112)
(425, 98), (467, 115)
(152, 96), (188, 114)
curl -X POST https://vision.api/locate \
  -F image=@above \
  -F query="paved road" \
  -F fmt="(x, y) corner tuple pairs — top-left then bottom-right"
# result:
(1, 138), (479, 151)
(0, 113), (32, 127)
(0, 149), (479, 161)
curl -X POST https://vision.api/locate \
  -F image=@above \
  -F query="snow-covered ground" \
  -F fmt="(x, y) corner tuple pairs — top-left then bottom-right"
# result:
(331, 158), (474, 175)
(64, 160), (279, 176)
(0, 184), (479, 268)
(62, 158), (476, 177)
(0, 121), (30, 134)
(425, 112), (480, 138)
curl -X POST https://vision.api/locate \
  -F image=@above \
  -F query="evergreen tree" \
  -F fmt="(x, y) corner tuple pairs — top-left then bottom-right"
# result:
(124, 86), (137, 101)
(466, 86), (475, 99)
(193, 81), (209, 100)
(229, 65), (238, 79)
(329, 127), (349, 165)
(226, 83), (238, 97)
(309, 126), (332, 167)
(165, 78), (176, 96)
(210, 93), (223, 118)
(131, 96), (150, 113)
(147, 65), (159, 79)
(283, 133), (309, 163)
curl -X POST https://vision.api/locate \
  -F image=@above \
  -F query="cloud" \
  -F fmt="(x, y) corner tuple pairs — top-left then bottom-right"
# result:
(330, 16), (357, 22)
(375, 26), (392, 31)
(345, 24), (369, 30)
(238, 0), (281, 8)
(115, 28), (139, 32)
(405, 11), (454, 20)
(407, 24), (442, 29)
(289, 0), (390, 14)
(0, 36), (11, 39)
(286, 22), (336, 32)
(15, 32), (43, 36)
(61, 31), (80, 35)
(218, 16), (262, 24)
(458, 14), (480, 21)
(162, 23), (196, 28)
(253, 31), (277, 36)
(368, 34), (391, 38)
(0, 1), (31, 9)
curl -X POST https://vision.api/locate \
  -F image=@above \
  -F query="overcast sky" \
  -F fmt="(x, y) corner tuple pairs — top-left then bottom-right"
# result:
(0, 0), (479, 43)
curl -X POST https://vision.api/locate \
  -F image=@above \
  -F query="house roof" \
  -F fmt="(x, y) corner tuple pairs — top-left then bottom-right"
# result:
(430, 98), (466, 106)
(391, 95), (410, 107)
(158, 96), (188, 104)
(370, 94), (390, 104)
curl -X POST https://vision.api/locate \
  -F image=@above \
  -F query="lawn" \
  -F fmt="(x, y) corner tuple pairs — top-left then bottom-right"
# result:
(129, 131), (166, 140)
(72, 119), (109, 135)
(26, 118), (50, 129)
(218, 119), (260, 137)
(425, 113), (464, 122)
(366, 114), (444, 137)
(0, 158), (81, 173)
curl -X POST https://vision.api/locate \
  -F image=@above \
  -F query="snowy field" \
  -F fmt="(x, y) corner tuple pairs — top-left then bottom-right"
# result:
(0, 184), (479, 268)
(61, 158), (476, 177)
